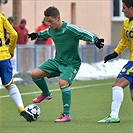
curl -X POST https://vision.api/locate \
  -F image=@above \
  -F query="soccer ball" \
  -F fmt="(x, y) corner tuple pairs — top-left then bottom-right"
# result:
(25, 104), (41, 121)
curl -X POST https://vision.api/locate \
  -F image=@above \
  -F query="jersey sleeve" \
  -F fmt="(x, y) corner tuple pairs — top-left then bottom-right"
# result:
(37, 28), (51, 39)
(3, 15), (18, 54)
(66, 23), (99, 43)
(114, 20), (128, 55)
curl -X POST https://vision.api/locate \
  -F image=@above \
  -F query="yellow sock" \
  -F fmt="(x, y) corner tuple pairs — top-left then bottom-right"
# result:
(18, 106), (25, 113)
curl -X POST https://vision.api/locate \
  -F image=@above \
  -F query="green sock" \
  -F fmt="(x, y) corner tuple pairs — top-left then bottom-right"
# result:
(33, 77), (50, 96)
(61, 86), (71, 116)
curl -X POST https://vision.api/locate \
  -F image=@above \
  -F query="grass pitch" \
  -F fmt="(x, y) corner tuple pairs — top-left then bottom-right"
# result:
(0, 78), (133, 133)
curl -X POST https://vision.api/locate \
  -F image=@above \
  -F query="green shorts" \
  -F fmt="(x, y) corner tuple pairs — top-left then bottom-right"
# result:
(38, 59), (80, 85)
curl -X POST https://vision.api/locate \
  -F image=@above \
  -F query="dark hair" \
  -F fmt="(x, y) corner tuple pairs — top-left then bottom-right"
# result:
(122, 0), (133, 8)
(44, 6), (60, 18)
(7, 16), (14, 23)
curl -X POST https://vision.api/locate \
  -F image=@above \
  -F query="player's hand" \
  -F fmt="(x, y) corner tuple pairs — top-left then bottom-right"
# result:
(28, 33), (38, 40)
(94, 38), (104, 49)
(104, 52), (118, 63)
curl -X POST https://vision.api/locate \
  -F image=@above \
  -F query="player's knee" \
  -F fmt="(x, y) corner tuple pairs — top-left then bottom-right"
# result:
(31, 68), (49, 79)
(131, 97), (133, 101)
(6, 83), (16, 90)
(59, 79), (69, 88)
(112, 82), (119, 87)
(5, 82), (13, 90)
(131, 94), (133, 101)
(31, 71), (36, 79)
(31, 69), (39, 78)
(113, 84), (127, 89)
(130, 90), (133, 101)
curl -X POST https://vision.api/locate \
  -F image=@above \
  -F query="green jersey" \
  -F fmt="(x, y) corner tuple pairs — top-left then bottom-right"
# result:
(38, 21), (99, 66)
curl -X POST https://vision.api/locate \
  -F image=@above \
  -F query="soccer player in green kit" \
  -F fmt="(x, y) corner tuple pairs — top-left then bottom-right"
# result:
(28, 6), (104, 122)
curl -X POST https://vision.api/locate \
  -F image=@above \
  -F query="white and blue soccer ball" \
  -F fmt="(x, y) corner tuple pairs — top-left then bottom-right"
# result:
(25, 104), (41, 121)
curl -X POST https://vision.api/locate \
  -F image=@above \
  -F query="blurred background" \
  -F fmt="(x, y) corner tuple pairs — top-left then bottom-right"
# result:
(0, 0), (125, 44)
(0, 0), (128, 72)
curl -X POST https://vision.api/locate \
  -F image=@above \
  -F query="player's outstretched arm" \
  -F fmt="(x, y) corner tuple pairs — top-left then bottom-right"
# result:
(104, 52), (118, 63)
(28, 32), (38, 40)
(94, 38), (104, 49)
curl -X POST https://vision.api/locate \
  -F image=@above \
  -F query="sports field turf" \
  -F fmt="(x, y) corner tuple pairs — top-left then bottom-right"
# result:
(0, 78), (133, 133)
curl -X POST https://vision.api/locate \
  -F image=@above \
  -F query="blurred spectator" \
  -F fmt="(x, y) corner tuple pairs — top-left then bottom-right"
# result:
(34, 18), (53, 45)
(14, 19), (28, 44)
(4, 16), (15, 44)
(7, 16), (15, 26)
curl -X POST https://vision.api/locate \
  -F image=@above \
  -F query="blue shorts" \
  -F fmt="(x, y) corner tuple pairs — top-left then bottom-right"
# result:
(117, 61), (133, 90)
(0, 59), (13, 86)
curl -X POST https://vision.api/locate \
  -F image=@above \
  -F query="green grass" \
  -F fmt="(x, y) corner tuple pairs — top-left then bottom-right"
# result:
(0, 78), (133, 133)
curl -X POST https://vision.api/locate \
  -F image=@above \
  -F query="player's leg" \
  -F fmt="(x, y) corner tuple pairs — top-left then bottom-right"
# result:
(32, 68), (52, 103)
(0, 59), (34, 122)
(1, 60), (24, 109)
(60, 80), (71, 117)
(31, 59), (59, 103)
(54, 79), (71, 122)
(54, 65), (79, 122)
(6, 84), (24, 109)
(129, 83), (133, 101)
(6, 83), (34, 122)
(98, 77), (130, 123)
(98, 62), (133, 123)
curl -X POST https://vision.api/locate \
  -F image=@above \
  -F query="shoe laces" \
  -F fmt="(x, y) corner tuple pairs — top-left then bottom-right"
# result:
(37, 94), (45, 99)
(59, 114), (66, 119)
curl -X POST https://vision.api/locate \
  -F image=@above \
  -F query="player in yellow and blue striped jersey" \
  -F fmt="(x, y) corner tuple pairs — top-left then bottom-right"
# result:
(98, 0), (133, 123)
(0, 14), (34, 122)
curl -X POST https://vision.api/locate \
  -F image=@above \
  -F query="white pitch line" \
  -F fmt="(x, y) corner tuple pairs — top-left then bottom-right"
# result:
(0, 82), (112, 98)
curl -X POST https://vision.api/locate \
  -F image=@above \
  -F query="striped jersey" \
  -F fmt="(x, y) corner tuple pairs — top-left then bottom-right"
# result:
(0, 14), (18, 60)
(114, 18), (133, 61)
(38, 21), (99, 65)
